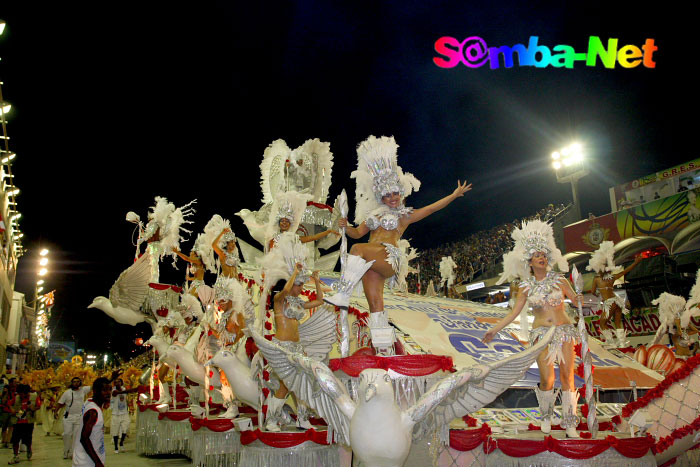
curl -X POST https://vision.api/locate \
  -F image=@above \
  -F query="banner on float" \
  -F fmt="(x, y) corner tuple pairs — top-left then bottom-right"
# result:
(47, 341), (76, 363)
(361, 293), (664, 389)
(564, 188), (700, 252)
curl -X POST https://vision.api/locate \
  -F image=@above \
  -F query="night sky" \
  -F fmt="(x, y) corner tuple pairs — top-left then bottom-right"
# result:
(0, 1), (689, 357)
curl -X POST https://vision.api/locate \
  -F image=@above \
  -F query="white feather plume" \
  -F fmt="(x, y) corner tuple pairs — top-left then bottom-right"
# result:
(351, 135), (421, 224)
(198, 215), (234, 273)
(652, 292), (686, 344)
(260, 139), (291, 204)
(586, 241), (616, 274)
(682, 269), (700, 329)
(147, 197), (196, 264)
(297, 138), (334, 203)
(257, 232), (310, 290)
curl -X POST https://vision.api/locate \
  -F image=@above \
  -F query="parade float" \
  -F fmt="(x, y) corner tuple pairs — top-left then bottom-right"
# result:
(84, 136), (700, 466)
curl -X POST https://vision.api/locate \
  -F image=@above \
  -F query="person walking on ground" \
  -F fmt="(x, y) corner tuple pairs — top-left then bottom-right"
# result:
(7, 384), (40, 464)
(56, 377), (92, 459)
(72, 378), (112, 467)
(0, 378), (17, 448)
(109, 379), (138, 454)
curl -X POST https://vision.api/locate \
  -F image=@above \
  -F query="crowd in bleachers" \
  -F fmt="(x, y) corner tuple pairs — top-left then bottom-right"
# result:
(408, 203), (569, 294)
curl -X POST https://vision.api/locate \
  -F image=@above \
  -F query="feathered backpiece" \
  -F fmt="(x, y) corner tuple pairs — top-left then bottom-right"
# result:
(143, 196), (196, 262)
(199, 215), (235, 273)
(652, 292), (686, 344)
(265, 191), (312, 243)
(682, 269), (700, 328)
(257, 232), (310, 290)
(296, 138), (334, 203)
(351, 135), (421, 224)
(498, 219), (567, 283)
(586, 241), (616, 274)
(260, 139), (292, 204)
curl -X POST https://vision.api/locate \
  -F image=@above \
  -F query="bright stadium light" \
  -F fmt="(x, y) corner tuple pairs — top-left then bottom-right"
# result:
(551, 151), (560, 160)
(40, 249), (49, 256)
(552, 161), (562, 170)
(38, 268), (47, 276)
(550, 142), (589, 221)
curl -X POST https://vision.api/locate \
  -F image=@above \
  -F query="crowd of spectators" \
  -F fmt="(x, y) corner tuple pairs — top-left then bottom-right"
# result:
(407, 203), (568, 294)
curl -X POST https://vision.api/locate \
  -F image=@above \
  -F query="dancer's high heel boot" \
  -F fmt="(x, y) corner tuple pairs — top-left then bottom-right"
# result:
(615, 328), (629, 348)
(369, 310), (395, 356)
(264, 396), (285, 432)
(535, 386), (555, 434)
(561, 390), (580, 438)
(323, 255), (375, 308)
(157, 382), (171, 405)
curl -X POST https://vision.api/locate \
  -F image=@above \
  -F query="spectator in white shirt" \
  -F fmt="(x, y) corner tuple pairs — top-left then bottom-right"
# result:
(56, 377), (91, 459)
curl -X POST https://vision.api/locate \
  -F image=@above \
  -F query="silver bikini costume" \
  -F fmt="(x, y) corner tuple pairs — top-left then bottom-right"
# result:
(522, 271), (579, 365)
(365, 206), (412, 289)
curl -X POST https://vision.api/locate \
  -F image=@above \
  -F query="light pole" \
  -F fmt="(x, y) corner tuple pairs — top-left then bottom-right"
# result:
(34, 249), (51, 348)
(551, 143), (588, 221)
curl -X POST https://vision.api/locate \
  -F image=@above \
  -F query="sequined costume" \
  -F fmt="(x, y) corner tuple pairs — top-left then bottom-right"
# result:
(528, 324), (580, 365)
(601, 295), (628, 319)
(365, 206), (413, 289)
(522, 272), (579, 365)
(224, 249), (240, 268)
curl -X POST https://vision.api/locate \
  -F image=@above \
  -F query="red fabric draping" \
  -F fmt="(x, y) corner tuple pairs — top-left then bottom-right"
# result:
(329, 354), (454, 377)
(239, 428), (330, 448)
(158, 411), (192, 421)
(189, 417), (235, 432)
(484, 434), (654, 459)
(148, 283), (183, 293)
(449, 425), (491, 451)
(306, 201), (332, 212)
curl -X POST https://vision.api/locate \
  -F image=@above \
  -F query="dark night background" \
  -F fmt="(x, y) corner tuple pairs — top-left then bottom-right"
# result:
(0, 1), (689, 358)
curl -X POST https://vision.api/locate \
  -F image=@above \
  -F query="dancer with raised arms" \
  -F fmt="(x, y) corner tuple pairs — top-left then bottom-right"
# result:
(325, 135), (471, 354)
(482, 220), (583, 438)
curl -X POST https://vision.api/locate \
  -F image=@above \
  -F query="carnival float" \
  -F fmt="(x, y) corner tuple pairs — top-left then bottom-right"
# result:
(84, 135), (700, 466)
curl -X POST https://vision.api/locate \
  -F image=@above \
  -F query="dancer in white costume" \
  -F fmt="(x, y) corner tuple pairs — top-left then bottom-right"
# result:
(587, 241), (642, 346)
(258, 232), (336, 431)
(267, 191), (337, 251)
(326, 135), (470, 354)
(483, 220), (583, 438)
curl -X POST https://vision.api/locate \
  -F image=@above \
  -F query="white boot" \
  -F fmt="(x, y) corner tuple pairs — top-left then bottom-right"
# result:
(535, 386), (555, 434)
(369, 311), (395, 356)
(324, 255), (375, 308)
(600, 328), (614, 344)
(561, 390), (580, 438)
(220, 402), (239, 419)
(615, 328), (629, 348)
(295, 402), (313, 430)
(264, 396), (285, 432)
(157, 382), (171, 405)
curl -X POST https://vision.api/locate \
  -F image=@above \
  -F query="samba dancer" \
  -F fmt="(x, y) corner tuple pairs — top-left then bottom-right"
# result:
(325, 135), (470, 354)
(587, 241), (642, 347)
(482, 220), (583, 438)
(258, 232), (335, 431)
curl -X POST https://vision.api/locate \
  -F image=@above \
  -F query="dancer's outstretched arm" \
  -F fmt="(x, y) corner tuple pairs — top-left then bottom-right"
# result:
(338, 218), (369, 239)
(408, 180), (471, 224)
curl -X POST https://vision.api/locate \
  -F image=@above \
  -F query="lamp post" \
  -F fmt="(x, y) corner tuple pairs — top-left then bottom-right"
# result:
(34, 249), (50, 348)
(551, 143), (588, 221)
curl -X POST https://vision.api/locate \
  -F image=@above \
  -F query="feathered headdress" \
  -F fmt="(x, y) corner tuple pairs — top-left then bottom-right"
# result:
(586, 241), (616, 274)
(652, 292), (686, 344)
(199, 215), (236, 273)
(351, 136), (421, 224)
(213, 277), (254, 322)
(265, 191), (312, 242)
(141, 196), (196, 264)
(497, 219), (567, 283)
(257, 232), (310, 290)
